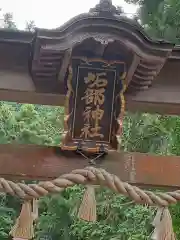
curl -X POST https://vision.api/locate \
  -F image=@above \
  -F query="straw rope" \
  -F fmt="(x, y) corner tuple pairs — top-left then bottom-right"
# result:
(0, 167), (179, 207)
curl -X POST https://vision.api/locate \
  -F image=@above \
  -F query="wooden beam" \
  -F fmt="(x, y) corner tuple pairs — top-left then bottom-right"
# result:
(0, 144), (180, 188)
(0, 88), (180, 116)
(126, 99), (180, 116)
(0, 89), (65, 106)
(126, 84), (180, 115)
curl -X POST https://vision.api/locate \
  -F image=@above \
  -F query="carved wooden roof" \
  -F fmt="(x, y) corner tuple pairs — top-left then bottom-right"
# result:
(0, 0), (177, 95)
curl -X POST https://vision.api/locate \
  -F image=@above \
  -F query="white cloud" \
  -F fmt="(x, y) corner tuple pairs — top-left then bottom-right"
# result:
(0, 0), (138, 29)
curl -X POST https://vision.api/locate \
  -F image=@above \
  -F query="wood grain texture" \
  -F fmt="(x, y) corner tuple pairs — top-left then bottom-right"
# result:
(0, 144), (180, 188)
(1, 87), (180, 116)
(0, 89), (65, 106)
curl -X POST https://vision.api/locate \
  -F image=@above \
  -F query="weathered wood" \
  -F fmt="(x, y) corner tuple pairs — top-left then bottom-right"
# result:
(0, 71), (35, 91)
(126, 99), (180, 115)
(0, 144), (180, 188)
(0, 60), (180, 115)
(126, 84), (180, 115)
(0, 89), (65, 106)
(62, 58), (126, 152)
(0, 7), (174, 99)
(0, 87), (180, 116)
(58, 49), (72, 83)
(126, 54), (140, 86)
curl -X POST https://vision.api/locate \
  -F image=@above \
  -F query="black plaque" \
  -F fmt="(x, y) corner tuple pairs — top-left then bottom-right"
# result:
(61, 58), (126, 153)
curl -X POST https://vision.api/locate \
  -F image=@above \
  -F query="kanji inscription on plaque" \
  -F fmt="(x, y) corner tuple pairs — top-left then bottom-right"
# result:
(62, 58), (126, 152)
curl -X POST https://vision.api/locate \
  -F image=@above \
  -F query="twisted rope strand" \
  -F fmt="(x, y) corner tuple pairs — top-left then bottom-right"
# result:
(0, 167), (180, 207)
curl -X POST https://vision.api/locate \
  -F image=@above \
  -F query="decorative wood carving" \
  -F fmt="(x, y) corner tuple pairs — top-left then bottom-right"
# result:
(89, 0), (122, 15)
(0, 0), (177, 112)
(58, 49), (72, 83)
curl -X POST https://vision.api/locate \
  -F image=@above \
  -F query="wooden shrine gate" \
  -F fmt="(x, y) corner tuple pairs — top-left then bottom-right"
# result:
(0, 0), (180, 239)
(0, 0), (179, 188)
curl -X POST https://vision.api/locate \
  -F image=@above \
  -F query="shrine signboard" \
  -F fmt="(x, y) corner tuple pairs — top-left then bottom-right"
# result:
(61, 58), (127, 153)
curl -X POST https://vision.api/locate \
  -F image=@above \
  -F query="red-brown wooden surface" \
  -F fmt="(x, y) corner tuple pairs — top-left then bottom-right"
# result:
(0, 144), (179, 188)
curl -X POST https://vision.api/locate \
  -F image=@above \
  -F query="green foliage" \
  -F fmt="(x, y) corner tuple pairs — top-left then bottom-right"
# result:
(1, 3), (180, 239)
(121, 113), (173, 154)
(0, 102), (179, 239)
(37, 188), (155, 240)
(3, 13), (17, 29)
(25, 20), (36, 32)
(0, 103), (64, 145)
(125, 0), (180, 43)
(37, 195), (72, 240)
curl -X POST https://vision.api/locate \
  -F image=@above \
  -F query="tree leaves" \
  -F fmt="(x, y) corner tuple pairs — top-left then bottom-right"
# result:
(2, 2), (180, 238)
(126, 0), (180, 43)
(0, 102), (180, 239)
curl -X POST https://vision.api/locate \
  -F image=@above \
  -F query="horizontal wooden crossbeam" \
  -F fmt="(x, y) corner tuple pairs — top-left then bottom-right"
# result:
(0, 89), (180, 116)
(0, 144), (179, 188)
(0, 89), (65, 106)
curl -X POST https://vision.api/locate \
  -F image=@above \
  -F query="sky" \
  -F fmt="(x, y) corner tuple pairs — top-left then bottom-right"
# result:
(0, 0), (138, 30)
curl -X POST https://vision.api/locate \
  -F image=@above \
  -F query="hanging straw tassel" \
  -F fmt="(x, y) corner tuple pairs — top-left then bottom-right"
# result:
(152, 207), (176, 240)
(78, 185), (97, 222)
(10, 201), (34, 240)
(32, 199), (38, 221)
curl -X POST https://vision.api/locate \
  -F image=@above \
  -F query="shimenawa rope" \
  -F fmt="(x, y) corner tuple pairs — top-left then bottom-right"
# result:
(0, 166), (179, 206)
(7, 166), (177, 239)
